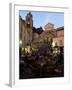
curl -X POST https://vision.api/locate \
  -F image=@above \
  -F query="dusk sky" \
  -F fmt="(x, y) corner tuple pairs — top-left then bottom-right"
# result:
(19, 10), (64, 29)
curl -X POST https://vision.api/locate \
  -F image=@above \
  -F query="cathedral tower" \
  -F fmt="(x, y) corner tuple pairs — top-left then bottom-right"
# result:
(25, 12), (33, 46)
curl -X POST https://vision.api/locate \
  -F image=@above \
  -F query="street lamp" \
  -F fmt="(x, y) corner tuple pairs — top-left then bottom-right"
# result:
(52, 41), (55, 47)
(19, 40), (22, 47)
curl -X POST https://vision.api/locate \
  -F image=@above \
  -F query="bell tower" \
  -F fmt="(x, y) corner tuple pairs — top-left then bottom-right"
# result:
(25, 12), (33, 46)
(26, 11), (33, 28)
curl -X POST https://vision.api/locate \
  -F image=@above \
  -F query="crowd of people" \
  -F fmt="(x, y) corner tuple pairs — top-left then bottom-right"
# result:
(19, 43), (64, 79)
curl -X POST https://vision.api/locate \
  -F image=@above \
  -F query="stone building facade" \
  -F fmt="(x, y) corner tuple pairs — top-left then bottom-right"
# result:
(43, 23), (64, 47)
(53, 27), (64, 47)
(19, 12), (33, 48)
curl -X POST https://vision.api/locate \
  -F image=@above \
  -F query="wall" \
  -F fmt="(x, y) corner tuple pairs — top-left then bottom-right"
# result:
(53, 28), (64, 46)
